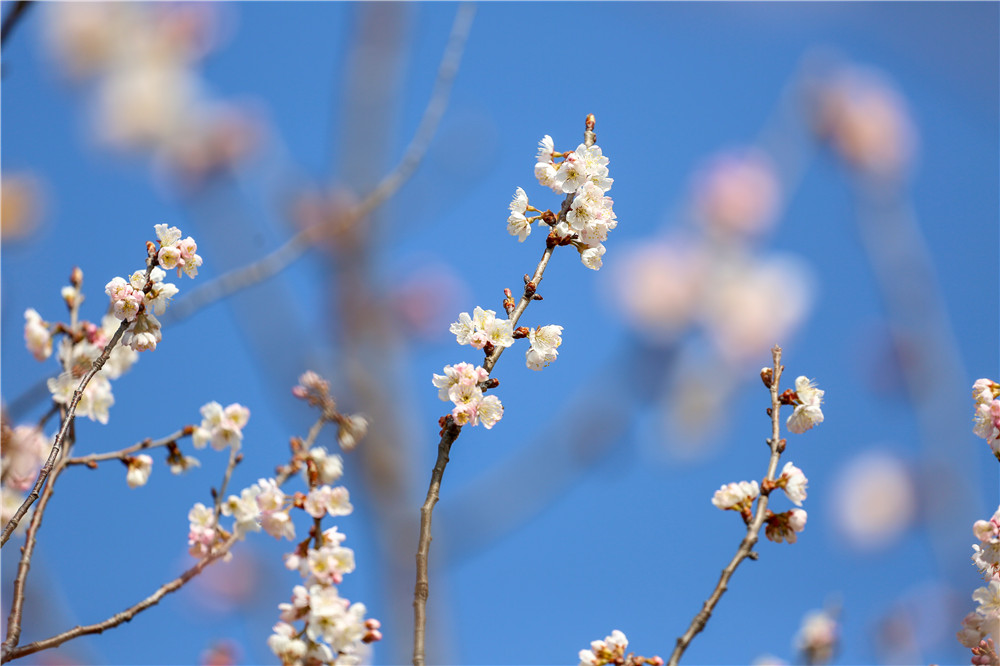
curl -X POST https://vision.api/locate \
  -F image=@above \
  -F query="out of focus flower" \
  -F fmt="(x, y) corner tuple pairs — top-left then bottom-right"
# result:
(23, 309), (52, 361)
(1, 173), (43, 241)
(795, 608), (838, 665)
(1, 425), (49, 492)
(693, 150), (780, 238)
(832, 450), (915, 551)
(812, 67), (916, 178)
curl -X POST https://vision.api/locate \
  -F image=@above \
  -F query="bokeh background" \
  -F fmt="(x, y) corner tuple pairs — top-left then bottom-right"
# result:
(2, 2), (997, 665)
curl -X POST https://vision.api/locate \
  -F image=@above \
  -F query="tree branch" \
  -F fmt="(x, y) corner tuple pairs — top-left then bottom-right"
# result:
(666, 345), (786, 666)
(1, 320), (129, 547)
(63, 429), (191, 467)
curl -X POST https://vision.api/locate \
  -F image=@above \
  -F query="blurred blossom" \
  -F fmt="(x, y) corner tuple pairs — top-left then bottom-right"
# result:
(751, 656), (789, 666)
(812, 67), (917, 178)
(831, 450), (916, 551)
(200, 640), (241, 666)
(693, 150), (780, 238)
(700, 254), (814, 364)
(613, 240), (708, 343)
(795, 608), (839, 665)
(42, 3), (255, 184)
(390, 262), (470, 341)
(1, 173), (43, 241)
(1, 424), (50, 492)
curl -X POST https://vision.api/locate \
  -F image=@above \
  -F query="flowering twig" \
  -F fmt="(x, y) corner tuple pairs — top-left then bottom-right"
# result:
(62, 428), (191, 467)
(1, 320), (129, 547)
(1, 531), (240, 662)
(161, 3), (475, 326)
(666, 345), (788, 666)
(413, 116), (600, 666)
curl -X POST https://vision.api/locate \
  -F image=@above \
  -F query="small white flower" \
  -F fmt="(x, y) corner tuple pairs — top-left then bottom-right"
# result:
(479, 395), (503, 429)
(126, 455), (153, 488)
(711, 480), (759, 510)
(787, 376), (824, 434)
(580, 244), (606, 271)
(338, 414), (368, 451)
(449, 311), (475, 345)
(779, 461), (809, 506)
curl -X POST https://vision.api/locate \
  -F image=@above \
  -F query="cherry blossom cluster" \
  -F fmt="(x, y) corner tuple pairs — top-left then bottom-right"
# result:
(577, 630), (662, 666)
(448, 306), (564, 372)
(265, 372), (380, 665)
(103, 224), (201, 353)
(958, 506), (1000, 655)
(192, 401), (252, 451)
(973, 379), (1000, 461)
(508, 135), (617, 270)
(24, 266), (141, 426)
(432, 362), (503, 428)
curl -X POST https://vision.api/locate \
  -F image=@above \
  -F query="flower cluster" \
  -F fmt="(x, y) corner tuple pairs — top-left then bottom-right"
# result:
(578, 630), (662, 666)
(221, 478), (295, 541)
(526, 325), (563, 370)
(959, 506), (1000, 652)
(432, 362), (503, 428)
(192, 401), (251, 451)
(786, 376), (825, 434)
(521, 135), (617, 270)
(103, 224), (200, 353)
(973, 379), (1000, 460)
(46, 314), (138, 424)
(450, 306), (514, 350)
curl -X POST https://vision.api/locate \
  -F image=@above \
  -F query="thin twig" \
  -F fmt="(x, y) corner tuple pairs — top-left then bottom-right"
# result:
(1, 444), (68, 661)
(63, 429), (190, 467)
(161, 3), (476, 327)
(412, 116), (598, 666)
(412, 419), (462, 666)
(1, 320), (129, 547)
(212, 444), (242, 527)
(1, 532), (240, 662)
(666, 345), (786, 666)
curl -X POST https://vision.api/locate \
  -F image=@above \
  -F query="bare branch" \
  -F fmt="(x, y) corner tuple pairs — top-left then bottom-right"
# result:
(666, 345), (786, 666)
(63, 429), (191, 467)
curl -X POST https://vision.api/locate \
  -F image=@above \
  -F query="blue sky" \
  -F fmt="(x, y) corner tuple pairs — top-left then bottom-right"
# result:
(2, 3), (998, 665)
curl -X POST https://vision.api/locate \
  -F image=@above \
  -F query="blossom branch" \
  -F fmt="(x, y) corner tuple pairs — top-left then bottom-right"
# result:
(1, 320), (129, 547)
(412, 418), (462, 666)
(666, 345), (787, 666)
(1, 531), (240, 662)
(161, 3), (475, 327)
(62, 428), (191, 467)
(413, 116), (599, 666)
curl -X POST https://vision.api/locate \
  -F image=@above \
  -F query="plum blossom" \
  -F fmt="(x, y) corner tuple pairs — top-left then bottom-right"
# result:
(450, 306), (514, 351)
(337, 414), (368, 452)
(712, 480), (759, 512)
(192, 401), (251, 451)
(125, 454), (153, 488)
(507, 187), (531, 242)
(526, 325), (562, 370)
(765, 509), (808, 544)
(432, 362), (503, 429)
(778, 461), (808, 506)
(787, 376), (824, 434)
(972, 379), (1000, 459)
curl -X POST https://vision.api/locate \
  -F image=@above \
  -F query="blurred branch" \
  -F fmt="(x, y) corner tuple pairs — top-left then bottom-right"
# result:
(162, 3), (476, 327)
(667, 345), (787, 666)
(0, 1), (31, 53)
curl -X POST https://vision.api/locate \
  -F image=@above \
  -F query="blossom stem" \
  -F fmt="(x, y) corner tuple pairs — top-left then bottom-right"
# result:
(1, 320), (129, 547)
(413, 418), (461, 666)
(63, 429), (190, 466)
(666, 345), (787, 666)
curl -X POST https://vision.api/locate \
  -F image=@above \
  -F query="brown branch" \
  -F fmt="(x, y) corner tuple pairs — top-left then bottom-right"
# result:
(63, 429), (190, 467)
(0, 443), (68, 661)
(666, 345), (786, 666)
(161, 3), (476, 327)
(1, 532), (240, 662)
(412, 116), (598, 666)
(1, 320), (129, 547)
(412, 418), (462, 666)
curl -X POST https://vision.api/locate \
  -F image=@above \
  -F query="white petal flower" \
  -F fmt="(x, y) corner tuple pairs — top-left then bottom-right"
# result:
(780, 461), (809, 506)
(509, 186), (528, 214)
(126, 454), (153, 488)
(581, 244), (606, 271)
(536, 135), (554, 163)
(484, 317), (514, 348)
(529, 325), (563, 354)
(479, 395), (503, 429)
(507, 212), (531, 242)
(711, 480), (759, 510)
(449, 311), (475, 345)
